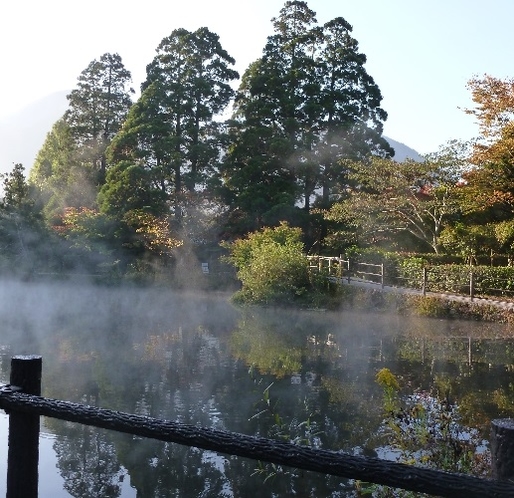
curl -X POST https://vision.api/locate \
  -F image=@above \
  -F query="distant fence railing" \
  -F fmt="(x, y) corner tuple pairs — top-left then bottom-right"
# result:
(3, 356), (514, 497)
(307, 256), (514, 301)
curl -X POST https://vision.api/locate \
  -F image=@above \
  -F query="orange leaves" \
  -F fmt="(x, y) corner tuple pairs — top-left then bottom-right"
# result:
(465, 74), (514, 139)
(465, 75), (514, 171)
(125, 210), (183, 255)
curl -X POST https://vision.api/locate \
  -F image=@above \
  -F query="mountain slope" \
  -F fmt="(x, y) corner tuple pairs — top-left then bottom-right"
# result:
(0, 90), (69, 174)
(385, 136), (424, 162)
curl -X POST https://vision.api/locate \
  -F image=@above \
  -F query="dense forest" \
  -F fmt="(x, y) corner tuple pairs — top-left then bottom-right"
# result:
(2, 1), (514, 286)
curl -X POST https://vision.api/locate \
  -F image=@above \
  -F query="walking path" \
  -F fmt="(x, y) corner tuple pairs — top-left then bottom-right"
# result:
(333, 277), (514, 312)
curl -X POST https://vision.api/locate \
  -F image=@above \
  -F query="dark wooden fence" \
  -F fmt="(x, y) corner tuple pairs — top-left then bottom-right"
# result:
(3, 356), (514, 497)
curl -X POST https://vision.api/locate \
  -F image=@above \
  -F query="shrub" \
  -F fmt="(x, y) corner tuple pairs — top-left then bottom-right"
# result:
(224, 223), (311, 305)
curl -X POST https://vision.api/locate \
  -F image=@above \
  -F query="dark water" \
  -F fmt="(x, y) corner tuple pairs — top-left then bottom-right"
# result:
(0, 280), (513, 497)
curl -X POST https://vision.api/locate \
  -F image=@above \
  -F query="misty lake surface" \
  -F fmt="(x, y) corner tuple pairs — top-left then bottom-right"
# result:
(0, 279), (514, 497)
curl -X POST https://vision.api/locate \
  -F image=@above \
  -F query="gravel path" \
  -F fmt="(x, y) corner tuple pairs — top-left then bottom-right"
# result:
(333, 277), (514, 311)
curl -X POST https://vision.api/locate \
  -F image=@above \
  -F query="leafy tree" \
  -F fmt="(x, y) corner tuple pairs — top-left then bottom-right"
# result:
(65, 52), (134, 182)
(222, 0), (391, 229)
(0, 164), (53, 274)
(30, 54), (133, 221)
(223, 222), (311, 304)
(325, 155), (463, 253)
(465, 74), (514, 144)
(29, 119), (94, 220)
(2, 163), (30, 211)
(98, 160), (167, 218)
(439, 223), (497, 264)
(219, 119), (299, 233)
(461, 76), (514, 221)
(107, 28), (238, 225)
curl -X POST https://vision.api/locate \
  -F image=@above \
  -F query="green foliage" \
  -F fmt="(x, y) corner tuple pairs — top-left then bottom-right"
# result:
(375, 368), (400, 414)
(31, 53), (133, 220)
(108, 27), (238, 226)
(326, 155), (463, 254)
(29, 119), (95, 221)
(98, 160), (167, 218)
(65, 52), (134, 182)
(223, 0), (391, 229)
(375, 373), (490, 476)
(248, 375), (323, 488)
(440, 223), (497, 264)
(224, 223), (313, 305)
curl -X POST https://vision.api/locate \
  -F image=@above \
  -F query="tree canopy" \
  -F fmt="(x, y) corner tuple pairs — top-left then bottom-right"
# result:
(19, 2), (514, 282)
(221, 0), (391, 233)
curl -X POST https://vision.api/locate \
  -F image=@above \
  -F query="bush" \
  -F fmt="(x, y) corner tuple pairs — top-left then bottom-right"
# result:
(224, 223), (312, 306)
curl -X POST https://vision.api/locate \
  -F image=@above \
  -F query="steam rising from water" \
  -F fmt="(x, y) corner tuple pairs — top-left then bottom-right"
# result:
(0, 279), (238, 358)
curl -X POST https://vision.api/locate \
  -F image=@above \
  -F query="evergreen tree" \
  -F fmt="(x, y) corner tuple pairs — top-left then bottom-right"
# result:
(107, 28), (238, 225)
(65, 52), (134, 182)
(30, 54), (133, 221)
(222, 0), (391, 230)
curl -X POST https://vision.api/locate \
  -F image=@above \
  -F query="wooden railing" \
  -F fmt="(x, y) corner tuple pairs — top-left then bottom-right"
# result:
(307, 255), (384, 287)
(307, 255), (514, 302)
(3, 356), (514, 497)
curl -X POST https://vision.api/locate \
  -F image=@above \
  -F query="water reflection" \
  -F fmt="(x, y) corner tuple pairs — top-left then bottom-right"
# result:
(0, 281), (514, 496)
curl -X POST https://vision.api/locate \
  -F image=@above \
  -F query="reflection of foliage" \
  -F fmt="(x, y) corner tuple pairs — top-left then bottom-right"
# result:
(113, 434), (231, 497)
(250, 381), (323, 448)
(368, 370), (491, 497)
(492, 385), (514, 413)
(230, 313), (303, 377)
(135, 331), (181, 362)
(356, 370), (493, 497)
(248, 379), (348, 496)
(53, 422), (124, 498)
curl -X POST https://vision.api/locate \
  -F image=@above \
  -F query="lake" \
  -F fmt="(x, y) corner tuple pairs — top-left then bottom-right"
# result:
(0, 279), (513, 497)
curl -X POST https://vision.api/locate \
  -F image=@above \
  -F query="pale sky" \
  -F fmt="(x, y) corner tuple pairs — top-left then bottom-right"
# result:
(1, 0), (512, 155)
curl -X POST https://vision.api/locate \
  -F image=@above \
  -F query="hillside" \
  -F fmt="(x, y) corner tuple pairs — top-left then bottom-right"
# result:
(385, 137), (424, 162)
(0, 90), (69, 174)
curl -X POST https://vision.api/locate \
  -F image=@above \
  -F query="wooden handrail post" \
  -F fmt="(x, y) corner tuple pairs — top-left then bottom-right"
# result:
(6, 355), (42, 498)
(491, 418), (514, 480)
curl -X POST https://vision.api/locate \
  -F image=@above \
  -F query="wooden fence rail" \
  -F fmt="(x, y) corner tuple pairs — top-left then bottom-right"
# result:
(3, 356), (514, 497)
(307, 255), (514, 301)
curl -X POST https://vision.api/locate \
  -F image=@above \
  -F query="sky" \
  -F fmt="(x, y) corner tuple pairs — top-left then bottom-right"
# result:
(1, 0), (513, 155)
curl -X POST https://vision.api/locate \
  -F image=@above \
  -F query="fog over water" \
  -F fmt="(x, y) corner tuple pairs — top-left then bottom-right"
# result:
(0, 280), (512, 496)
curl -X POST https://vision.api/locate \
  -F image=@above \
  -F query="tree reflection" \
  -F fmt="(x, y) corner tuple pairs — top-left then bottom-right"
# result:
(52, 421), (124, 497)
(15, 291), (514, 496)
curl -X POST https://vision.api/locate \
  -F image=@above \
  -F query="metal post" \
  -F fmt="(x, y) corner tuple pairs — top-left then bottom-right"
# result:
(422, 267), (427, 296)
(381, 263), (385, 289)
(347, 259), (351, 284)
(6, 355), (42, 498)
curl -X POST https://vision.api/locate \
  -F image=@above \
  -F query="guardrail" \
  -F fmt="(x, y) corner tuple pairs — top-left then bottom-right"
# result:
(3, 356), (514, 497)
